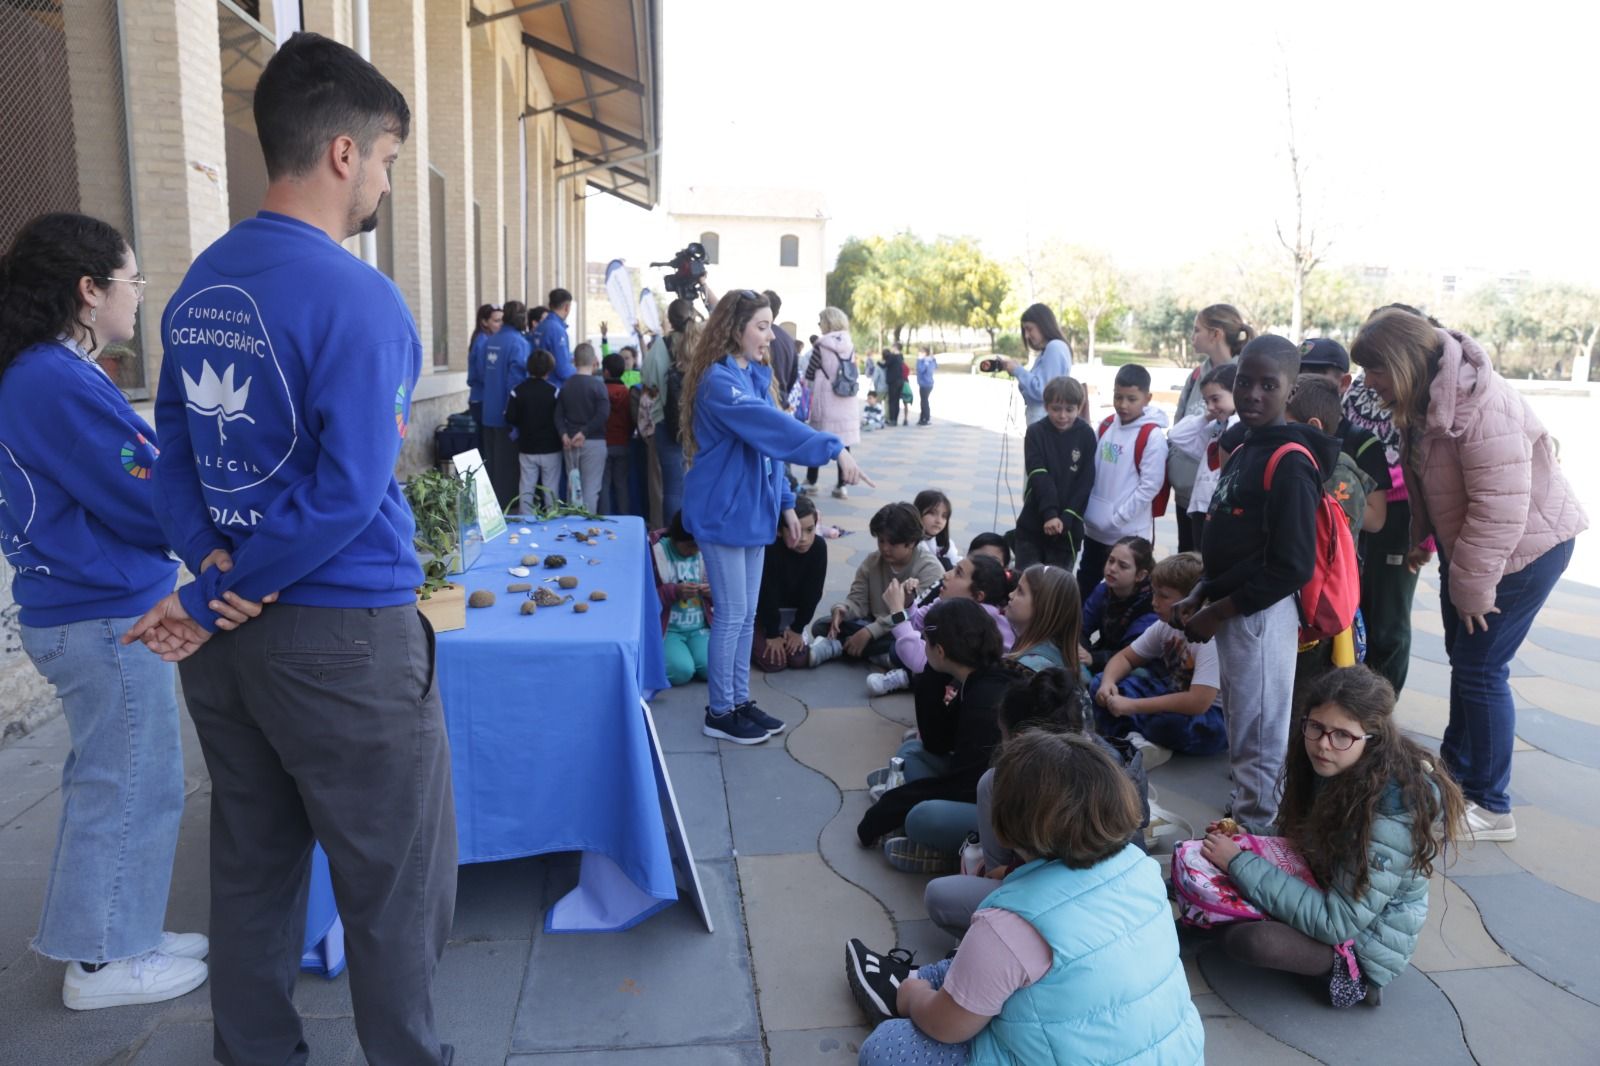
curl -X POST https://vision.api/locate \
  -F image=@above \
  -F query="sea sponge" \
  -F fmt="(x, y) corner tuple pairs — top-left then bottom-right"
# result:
(589, 590), (608, 602)
(543, 554), (567, 569)
(507, 582), (531, 593)
(573, 602), (589, 613)
(468, 590), (495, 608)
(522, 554), (540, 567)
(519, 600), (537, 615)
(557, 575), (578, 589)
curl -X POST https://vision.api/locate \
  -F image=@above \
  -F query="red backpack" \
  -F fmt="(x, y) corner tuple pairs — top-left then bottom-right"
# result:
(1097, 416), (1171, 517)
(1263, 442), (1360, 641)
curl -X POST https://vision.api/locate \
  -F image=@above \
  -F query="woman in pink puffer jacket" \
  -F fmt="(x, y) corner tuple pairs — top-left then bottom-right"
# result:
(803, 306), (862, 499)
(1351, 308), (1587, 843)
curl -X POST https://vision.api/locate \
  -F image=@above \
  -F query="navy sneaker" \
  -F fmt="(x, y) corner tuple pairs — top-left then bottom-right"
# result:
(737, 701), (786, 736)
(702, 708), (769, 745)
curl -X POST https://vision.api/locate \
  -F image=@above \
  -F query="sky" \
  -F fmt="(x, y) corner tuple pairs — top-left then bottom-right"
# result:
(587, 0), (1600, 286)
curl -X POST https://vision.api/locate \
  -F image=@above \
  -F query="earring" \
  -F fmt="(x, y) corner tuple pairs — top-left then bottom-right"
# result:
(90, 309), (96, 323)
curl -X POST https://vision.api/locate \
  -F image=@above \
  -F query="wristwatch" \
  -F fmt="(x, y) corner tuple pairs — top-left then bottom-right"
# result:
(888, 609), (909, 626)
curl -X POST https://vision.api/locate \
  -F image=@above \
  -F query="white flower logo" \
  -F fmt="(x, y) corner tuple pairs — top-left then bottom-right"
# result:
(182, 360), (255, 444)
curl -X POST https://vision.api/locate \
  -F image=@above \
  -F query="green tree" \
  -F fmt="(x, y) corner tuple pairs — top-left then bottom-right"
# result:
(938, 237), (1010, 349)
(826, 236), (874, 318)
(850, 232), (932, 349)
(1524, 283), (1600, 381)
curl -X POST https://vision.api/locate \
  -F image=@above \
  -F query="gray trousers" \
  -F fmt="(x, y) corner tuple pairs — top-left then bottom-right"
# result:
(566, 438), (606, 513)
(181, 604), (457, 1066)
(518, 452), (563, 511)
(1214, 595), (1300, 832)
(923, 769), (1016, 938)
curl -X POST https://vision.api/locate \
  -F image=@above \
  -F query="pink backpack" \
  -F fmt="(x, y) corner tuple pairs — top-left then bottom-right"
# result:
(1171, 834), (1318, 927)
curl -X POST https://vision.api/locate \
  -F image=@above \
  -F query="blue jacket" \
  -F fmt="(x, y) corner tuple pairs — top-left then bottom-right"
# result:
(1013, 339), (1073, 423)
(480, 326), (529, 428)
(467, 331), (489, 404)
(155, 211), (423, 630)
(530, 312), (573, 386)
(916, 354), (937, 389)
(683, 356), (842, 547)
(0, 342), (178, 626)
(973, 848), (1204, 1066)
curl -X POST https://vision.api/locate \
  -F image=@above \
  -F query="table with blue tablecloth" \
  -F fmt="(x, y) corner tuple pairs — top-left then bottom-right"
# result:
(303, 515), (676, 971)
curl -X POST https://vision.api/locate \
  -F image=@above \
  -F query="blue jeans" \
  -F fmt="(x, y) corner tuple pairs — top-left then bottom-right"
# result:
(20, 616), (185, 962)
(859, 958), (971, 1065)
(657, 437), (686, 525)
(700, 542), (765, 714)
(1440, 538), (1574, 813)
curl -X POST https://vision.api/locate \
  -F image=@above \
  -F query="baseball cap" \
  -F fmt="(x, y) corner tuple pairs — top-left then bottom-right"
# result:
(1298, 337), (1350, 372)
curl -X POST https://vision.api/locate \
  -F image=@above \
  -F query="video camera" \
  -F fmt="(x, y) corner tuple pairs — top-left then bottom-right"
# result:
(650, 242), (708, 302)
(979, 358), (1004, 373)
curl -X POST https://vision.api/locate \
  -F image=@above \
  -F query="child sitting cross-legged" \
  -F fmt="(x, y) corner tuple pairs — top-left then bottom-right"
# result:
(810, 501), (945, 667)
(1201, 665), (1464, 1007)
(1078, 535), (1158, 679)
(846, 729), (1206, 1066)
(1092, 551), (1228, 770)
(866, 554), (1014, 698)
(651, 510), (713, 687)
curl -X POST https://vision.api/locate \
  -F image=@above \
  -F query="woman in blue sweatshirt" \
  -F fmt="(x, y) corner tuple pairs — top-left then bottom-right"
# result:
(0, 214), (261, 1010)
(680, 290), (874, 742)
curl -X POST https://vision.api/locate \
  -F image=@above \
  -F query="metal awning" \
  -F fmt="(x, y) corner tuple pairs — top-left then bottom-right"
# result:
(468, 0), (661, 210)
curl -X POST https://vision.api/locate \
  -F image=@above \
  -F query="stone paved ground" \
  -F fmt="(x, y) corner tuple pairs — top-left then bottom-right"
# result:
(3, 375), (1599, 1064)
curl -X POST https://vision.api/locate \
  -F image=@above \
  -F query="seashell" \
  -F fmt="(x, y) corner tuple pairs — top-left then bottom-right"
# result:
(508, 566), (530, 578)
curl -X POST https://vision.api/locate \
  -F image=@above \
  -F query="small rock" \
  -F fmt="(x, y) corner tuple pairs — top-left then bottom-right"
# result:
(573, 602), (589, 613)
(557, 575), (578, 589)
(589, 590), (607, 602)
(507, 582), (531, 593)
(519, 600), (537, 616)
(521, 554), (540, 566)
(468, 590), (495, 608)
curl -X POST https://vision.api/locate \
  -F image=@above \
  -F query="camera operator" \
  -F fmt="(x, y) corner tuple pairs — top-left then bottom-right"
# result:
(998, 303), (1074, 424)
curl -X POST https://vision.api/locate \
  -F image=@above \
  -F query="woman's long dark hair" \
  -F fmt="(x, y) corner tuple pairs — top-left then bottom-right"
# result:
(1278, 666), (1465, 899)
(470, 302), (497, 350)
(0, 213), (128, 379)
(1020, 303), (1068, 352)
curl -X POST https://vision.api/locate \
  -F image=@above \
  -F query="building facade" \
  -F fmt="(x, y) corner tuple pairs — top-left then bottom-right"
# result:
(0, 0), (660, 738)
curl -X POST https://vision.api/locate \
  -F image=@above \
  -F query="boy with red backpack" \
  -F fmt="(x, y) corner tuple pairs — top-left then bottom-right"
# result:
(1077, 362), (1169, 601)
(1173, 335), (1344, 833)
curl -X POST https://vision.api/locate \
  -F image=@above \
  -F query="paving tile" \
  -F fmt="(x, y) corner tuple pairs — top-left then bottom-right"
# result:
(1442, 838), (1522, 878)
(512, 859), (758, 1053)
(867, 691), (916, 729)
(1433, 965), (1600, 1066)
(1526, 606), (1600, 637)
(1197, 948), (1475, 1063)
(1507, 750), (1600, 828)
(1511, 675), (1600, 729)
(0, 745), (63, 828)
(1492, 806), (1600, 904)
(1409, 627), (1449, 664)
(662, 751), (733, 861)
(1411, 874), (1516, 973)
(765, 1026), (871, 1066)
(786, 704), (908, 792)
(1190, 993), (1319, 1064)
(894, 917), (957, 963)
(1179, 937), (1212, 996)
(816, 790), (936, 922)
(1510, 704), (1600, 769)
(508, 1044), (764, 1065)
(127, 1020), (215, 1065)
(720, 748), (839, 856)
(1514, 641), (1600, 693)
(1143, 751), (1229, 834)
(449, 856), (543, 943)
(1404, 658), (1455, 700)
(738, 853), (894, 1032)
(434, 939), (530, 1065)
(647, 688), (716, 754)
(1452, 872), (1600, 1006)
(764, 661), (877, 713)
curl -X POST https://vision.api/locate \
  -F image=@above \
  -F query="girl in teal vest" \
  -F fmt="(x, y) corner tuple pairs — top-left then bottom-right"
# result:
(850, 730), (1204, 1065)
(1202, 665), (1465, 1003)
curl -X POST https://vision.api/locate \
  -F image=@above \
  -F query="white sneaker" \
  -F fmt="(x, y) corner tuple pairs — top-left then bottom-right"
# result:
(1462, 802), (1517, 842)
(158, 931), (209, 960)
(62, 950), (208, 1011)
(1127, 731), (1173, 771)
(867, 669), (911, 697)
(808, 636), (843, 667)
(831, 486), (849, 499)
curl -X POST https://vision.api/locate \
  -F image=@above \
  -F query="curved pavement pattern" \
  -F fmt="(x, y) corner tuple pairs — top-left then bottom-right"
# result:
(1, 417), (1598, 1064)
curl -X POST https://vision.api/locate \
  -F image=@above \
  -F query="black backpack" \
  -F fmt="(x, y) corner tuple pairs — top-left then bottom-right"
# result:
(660, 336), (686, 444)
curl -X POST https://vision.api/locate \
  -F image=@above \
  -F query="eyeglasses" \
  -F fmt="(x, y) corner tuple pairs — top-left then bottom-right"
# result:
(95, 274), (148, 300)
(1302, 718), (1373, 751)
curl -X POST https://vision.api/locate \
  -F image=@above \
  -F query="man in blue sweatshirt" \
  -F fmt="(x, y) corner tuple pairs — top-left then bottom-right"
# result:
(127, 33), (455, 1065)
(531, 286), (575, 386)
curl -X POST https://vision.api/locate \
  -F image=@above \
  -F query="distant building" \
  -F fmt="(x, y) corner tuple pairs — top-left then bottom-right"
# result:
(669, 186), (828, 342)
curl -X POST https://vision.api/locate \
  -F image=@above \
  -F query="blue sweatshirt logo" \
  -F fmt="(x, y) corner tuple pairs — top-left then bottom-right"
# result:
(167, 285), (299, 495)
(0, 441), (46, 575)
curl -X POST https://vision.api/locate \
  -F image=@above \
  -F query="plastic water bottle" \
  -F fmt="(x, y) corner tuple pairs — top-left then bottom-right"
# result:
(568, 466), (583, 507)
(885, 756), (905, 792)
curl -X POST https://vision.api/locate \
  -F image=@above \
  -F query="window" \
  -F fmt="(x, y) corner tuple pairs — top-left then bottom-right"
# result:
(375, 191), (395, 280)
(430, 167), (449, 366)
(779, 234), (799, 268)
(700, 231), (719, 264)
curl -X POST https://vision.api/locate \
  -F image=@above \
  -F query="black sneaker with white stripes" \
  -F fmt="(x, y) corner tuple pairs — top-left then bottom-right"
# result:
(845, 938), (916, 1026)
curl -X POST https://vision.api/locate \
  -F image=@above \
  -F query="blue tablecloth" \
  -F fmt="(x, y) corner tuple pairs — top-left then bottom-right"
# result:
(440, 515), (672, 929)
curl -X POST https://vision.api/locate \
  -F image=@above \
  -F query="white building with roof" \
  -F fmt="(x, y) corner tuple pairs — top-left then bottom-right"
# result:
(670, 186), (828, 341)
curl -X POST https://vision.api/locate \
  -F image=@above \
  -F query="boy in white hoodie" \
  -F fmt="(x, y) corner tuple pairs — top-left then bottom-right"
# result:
(1077, 363), (1169, 601)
